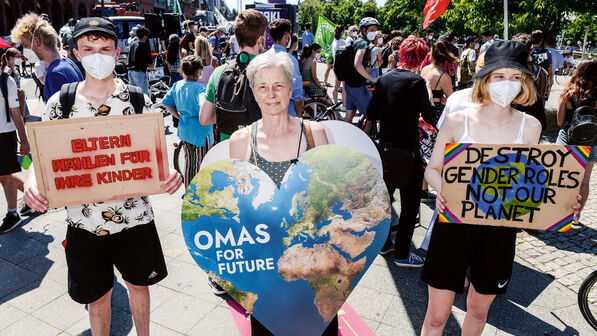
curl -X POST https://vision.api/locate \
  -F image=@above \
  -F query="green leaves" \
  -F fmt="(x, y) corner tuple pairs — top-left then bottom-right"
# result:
(295, 0), (595, 46)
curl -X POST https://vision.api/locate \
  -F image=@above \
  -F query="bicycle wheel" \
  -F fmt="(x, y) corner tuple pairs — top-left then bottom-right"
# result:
(173, 141), (185, 177)
(579, 269), (597, 331)
(303, 98), (331, 120)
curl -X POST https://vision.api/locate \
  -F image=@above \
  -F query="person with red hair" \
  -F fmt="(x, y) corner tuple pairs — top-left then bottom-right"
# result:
(366, 35), (435, 267)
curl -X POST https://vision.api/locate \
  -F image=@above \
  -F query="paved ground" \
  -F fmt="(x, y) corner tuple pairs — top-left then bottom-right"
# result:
(0, 67), (595, 335)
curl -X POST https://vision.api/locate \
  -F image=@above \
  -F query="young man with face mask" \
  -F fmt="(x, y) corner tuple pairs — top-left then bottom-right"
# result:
(23, 17), (183, 336)
(11, 13), (83, 102)
(344, 17), (379, 124)
(267, 19), (304, 117)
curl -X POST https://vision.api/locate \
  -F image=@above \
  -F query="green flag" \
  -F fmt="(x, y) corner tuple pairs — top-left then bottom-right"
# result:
(314, 15), (335, 60)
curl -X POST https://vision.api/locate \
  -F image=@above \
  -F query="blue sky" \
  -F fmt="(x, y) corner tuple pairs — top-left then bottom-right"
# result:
(225, 0), (387, 12)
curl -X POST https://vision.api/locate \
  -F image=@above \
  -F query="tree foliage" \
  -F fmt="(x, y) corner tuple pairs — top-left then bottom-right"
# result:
(297, 0), (596, 45)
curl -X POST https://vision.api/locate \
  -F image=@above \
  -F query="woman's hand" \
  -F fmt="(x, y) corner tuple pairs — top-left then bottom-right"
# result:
(164, 170), (183, 194)
(24, 172), (48, 212)
(435, 193), (446, 213)
(572, 194), (582, 224)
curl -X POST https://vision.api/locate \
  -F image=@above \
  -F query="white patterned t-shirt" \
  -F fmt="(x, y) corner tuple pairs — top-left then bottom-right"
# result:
(43, 80), (156, 236)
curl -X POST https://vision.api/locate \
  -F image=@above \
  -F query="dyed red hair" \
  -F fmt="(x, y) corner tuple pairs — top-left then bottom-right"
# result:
(398, 36), (429, 70)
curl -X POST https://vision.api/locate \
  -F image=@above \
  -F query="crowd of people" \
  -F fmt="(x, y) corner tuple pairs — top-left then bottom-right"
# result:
(0, 8), (594, 336)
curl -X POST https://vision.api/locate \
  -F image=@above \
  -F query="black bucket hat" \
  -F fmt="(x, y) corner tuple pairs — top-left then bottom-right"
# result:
(73, 17), (118, 40)
(473, 40), (533, 78)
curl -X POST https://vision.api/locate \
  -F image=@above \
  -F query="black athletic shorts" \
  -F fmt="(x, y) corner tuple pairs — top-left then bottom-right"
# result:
(0, 131), (21, 176)
(65, 221), (167, 304)
(421, 220), (516, 295)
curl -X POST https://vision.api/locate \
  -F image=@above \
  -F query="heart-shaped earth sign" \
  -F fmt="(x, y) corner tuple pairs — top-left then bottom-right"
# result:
(182, 144), (390, 336)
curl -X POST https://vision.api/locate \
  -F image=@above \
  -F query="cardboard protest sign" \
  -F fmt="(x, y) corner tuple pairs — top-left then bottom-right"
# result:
(27, 114), (169, 208)
(440, 143), (590, 231)
(182, 145), (390, 336)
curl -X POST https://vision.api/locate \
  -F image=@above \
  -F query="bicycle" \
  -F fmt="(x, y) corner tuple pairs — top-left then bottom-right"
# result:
(579, 269), (597, 331)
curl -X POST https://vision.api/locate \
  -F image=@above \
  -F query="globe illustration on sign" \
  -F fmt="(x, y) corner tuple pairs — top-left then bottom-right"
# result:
(181, 145), (390, 336)
(471, 153), (546, 219)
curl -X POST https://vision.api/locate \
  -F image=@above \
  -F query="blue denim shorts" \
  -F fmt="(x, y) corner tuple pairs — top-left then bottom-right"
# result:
(556, 127), (597, 162)
(344, 84), (371, 114)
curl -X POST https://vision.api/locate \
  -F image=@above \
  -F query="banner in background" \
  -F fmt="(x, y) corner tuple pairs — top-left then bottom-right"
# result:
(314, 15), (335, 60)
(422, 0), (451, 29)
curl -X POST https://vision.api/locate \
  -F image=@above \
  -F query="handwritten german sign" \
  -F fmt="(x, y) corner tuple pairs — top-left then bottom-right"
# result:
(27, 114), (169, 208)
(440, 143), (590, 232)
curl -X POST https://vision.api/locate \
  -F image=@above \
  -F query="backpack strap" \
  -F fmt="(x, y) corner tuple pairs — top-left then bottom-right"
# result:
(303, 119), (316, 149)
(1, 72), (9, 122)
(59, 82), (79, 119)
(127, 85), (145, 114)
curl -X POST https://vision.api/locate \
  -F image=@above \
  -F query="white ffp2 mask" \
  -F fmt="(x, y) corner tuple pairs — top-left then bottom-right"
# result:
(488, 80), (522, 108)
(23, 48), (39, 63)
(81, 53), (116, 80)
(366, 31), (376, 41)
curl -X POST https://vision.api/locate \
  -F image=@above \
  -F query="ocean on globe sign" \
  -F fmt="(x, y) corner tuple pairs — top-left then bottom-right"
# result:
(181, 144), (391, 336)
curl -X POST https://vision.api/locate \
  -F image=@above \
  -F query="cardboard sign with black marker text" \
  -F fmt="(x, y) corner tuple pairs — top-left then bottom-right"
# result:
(26, 114), (169, 208)
(440, 143), (590, 232)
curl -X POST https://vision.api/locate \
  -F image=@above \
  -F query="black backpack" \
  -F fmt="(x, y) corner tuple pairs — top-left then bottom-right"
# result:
(214, 52), (262, 135)
(567, 97), (597, 146)
(59, 82), (145, 118)
(334, 39), (370, 82)
(380, 44), (392, 69)
(1, 72), (10, 122)
(334, 44), (358, 82)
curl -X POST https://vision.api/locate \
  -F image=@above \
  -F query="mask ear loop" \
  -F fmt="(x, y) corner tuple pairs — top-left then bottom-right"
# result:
(30, 19), (44, 51)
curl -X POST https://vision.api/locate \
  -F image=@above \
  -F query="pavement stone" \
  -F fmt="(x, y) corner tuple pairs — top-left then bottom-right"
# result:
(0, 68), (595, 335)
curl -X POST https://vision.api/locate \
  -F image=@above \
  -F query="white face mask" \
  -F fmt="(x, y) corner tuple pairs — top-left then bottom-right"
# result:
(286, 35), (292, 48)
(377, 38), (383, 44)
(23, 48), (39, 63)
(488, 80), (522, 108)
(350, 31), (357, 38)
(366, 31), (376, 41)
(314, 52), (321, 59)
(81, 53), (116, 80)
(474, 42), (480, 49)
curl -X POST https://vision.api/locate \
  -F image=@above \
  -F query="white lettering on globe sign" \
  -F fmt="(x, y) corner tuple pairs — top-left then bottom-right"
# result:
(194, 224), (273, 275)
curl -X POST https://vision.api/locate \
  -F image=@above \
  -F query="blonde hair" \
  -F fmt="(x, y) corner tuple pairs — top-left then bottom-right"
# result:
(194, 36), (213, 64)
(11, 13), (58, 49)
(472, 71), (536, 106)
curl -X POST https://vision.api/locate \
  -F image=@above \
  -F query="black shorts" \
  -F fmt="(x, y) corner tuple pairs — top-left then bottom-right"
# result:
(65, 221), (167, 304)
(421, 220), (516, 295)
(0, 131), (21, 176)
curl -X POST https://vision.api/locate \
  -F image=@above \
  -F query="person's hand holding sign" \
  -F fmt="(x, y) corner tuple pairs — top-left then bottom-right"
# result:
(19, 139), (30, 156)
(24, 169), (48, 212)
(163, 169), (183, 194)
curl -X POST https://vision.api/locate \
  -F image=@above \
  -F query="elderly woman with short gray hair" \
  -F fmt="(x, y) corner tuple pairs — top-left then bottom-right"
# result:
(228, 51), (334, 336)
(229, 52), (328, 188)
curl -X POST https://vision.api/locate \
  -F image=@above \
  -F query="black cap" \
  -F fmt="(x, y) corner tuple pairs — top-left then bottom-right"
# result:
(73, 17), (118, 40)
(473, 40), (534, 78)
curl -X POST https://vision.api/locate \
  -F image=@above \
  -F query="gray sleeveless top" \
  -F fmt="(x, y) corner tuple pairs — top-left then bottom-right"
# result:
(248, 119), (311, 187)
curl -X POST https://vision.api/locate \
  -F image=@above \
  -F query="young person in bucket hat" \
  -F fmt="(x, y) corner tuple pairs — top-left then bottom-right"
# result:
(420, 40), (582, 335)
(23, 17), (183, 336)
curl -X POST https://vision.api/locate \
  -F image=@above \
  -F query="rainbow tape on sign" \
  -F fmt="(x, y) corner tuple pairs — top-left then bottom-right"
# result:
(437, 207), (462, 224)
(565, 145), (590, 169)
(444, 143), (472, 165)
(546, 213), (573, 232)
